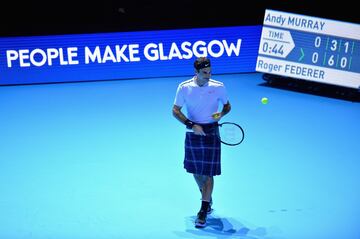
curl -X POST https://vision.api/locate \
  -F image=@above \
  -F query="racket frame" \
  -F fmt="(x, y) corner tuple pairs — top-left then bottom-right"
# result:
(217, 121), (245, 146)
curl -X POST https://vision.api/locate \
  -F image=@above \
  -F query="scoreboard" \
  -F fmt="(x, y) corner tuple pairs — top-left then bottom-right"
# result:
(256, 9), (360, 89)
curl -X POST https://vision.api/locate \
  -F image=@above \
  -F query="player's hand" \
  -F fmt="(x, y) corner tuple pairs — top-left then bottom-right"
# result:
(192, 124), (206, 136)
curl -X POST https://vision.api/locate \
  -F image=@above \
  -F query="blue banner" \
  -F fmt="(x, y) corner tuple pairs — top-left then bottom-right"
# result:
(0, 25), (261, 85)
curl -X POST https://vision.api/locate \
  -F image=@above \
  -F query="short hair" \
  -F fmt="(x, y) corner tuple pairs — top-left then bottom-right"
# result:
(194, 57), (211, 70)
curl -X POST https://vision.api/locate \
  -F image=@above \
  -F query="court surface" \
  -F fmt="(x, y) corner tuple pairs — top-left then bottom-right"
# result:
(1, 73), (359, 239)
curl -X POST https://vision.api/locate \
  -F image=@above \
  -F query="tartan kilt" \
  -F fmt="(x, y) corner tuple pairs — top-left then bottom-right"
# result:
(183, 124), (221, 176)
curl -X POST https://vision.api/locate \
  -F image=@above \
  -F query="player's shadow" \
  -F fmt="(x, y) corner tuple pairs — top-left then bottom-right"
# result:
(173, 215), (271, 239)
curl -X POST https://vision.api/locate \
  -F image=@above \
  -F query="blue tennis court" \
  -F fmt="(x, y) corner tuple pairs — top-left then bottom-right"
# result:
(1, 72), (359, 239)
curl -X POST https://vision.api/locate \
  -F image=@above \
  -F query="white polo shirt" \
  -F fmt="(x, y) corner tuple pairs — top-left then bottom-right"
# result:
(174, 77), (229, 124)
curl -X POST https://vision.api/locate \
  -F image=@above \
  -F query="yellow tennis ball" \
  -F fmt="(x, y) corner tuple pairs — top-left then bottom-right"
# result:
(212, 113), (220, 119)
(261, 97), (268, 104)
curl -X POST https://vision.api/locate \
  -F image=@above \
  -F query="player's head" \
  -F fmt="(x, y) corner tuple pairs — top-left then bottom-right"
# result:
(194, 57), (211, 86)
(194, 57), (211, 71)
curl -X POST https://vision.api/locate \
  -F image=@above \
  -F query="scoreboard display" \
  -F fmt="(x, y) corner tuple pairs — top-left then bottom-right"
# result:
(256, 9), (360, 89)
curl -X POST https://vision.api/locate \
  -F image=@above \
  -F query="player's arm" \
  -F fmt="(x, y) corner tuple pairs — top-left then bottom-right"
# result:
(219, 101), (231, 118)
(172, 104), (188, 124)
(172, 105), (205, 135)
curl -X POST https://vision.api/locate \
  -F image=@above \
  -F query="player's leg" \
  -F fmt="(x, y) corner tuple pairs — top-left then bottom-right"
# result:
(193, 175), (214, 228)
(201, 176), (213, 203)
(194, 174), (213, 213)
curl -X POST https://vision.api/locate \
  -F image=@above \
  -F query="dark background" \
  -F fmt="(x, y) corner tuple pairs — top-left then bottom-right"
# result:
(1, 0), (359, 36)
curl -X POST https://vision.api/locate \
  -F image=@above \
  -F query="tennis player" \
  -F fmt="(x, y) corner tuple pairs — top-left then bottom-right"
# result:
(172, 57), (231, 228)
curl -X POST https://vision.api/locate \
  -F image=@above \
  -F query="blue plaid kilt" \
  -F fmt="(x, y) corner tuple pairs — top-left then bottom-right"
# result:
(184, 123), (221, 176)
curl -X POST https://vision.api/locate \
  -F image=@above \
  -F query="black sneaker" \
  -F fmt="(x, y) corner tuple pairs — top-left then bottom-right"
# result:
(207, 204), (213, 214)
(195, 210), (207, 228)
(199, 189), (213, 214)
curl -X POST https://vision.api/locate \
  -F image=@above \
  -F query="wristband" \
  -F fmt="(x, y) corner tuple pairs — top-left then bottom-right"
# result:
(184, 119), (194, 129)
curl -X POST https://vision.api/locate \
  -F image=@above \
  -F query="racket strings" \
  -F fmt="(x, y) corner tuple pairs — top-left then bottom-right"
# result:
(219, 123), (244, 145)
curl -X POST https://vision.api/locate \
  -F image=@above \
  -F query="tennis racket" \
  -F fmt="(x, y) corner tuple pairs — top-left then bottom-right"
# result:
(217, 122), (245, 146)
